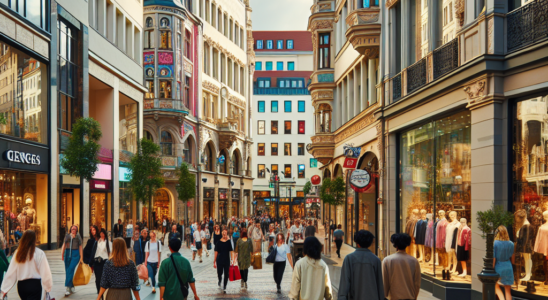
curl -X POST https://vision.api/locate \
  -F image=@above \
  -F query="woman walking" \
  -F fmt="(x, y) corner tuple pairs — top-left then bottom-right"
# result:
(214, 228), (234, 293)
(288, 236), (332, 300)
(235, 228), (253, 290)
(84, 226), (99, 266)
(213, 225), (222, 249)
(96, 238), (141, 300)
(145, 231), (162, 294)
(202, 224), (211, 257)
(232, 224), (240, 246)
(272, 233), (293, 293)
(125, 220), (133, 249)
(0, 231), (52, 300)
(494, 225), (514, 300)
(268, 225), (276, 251)
(90, 229), (112, 294)
(61, 225), (83, 296)
(130, 229), (141, 264)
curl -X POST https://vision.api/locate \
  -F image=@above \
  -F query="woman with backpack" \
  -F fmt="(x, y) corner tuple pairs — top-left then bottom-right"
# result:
(90, 228), (112, 293)
(145, 231), (162, 294)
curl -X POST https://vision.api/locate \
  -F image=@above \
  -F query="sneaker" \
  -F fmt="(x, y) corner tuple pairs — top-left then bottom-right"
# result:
(223, 287), (227, 294)
(277, 287), (281, 294)
(146, 281), (150, 286)
(65, 287), (71, 296)
(199, 259), (203, 263)
(70, 287), (75, 293)
(245, 282), (248, 289)
(152, 288), (156, 294)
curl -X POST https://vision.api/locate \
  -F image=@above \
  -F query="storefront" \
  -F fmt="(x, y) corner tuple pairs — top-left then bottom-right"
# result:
(119, 166), (137, 224)
(398, 110), (472, 285)
(253, 191), (270, 215)
(218, 188), (228, 223)
(511, 92), (548, 298)
(90, 164), (113, 232)
(153, 189), (171, 228)
(203, 188), (214, 219)
(231, 189), (240, 217)
(305, 197), (320, 218)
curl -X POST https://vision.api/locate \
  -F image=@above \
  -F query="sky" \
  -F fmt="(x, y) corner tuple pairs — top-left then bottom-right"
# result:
(249, 0), (312, 31)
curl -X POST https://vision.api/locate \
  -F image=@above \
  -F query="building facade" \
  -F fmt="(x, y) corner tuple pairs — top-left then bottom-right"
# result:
(308, 0), (548, 299)
(195, 0), (254, 223)
(251, 31), (322, 219)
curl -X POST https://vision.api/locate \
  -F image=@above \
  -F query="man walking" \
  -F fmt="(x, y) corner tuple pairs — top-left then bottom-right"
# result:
(250, 219), (265, 253)
(304, 220), (316, 238)
(113, 219), (124, 239)
(333, 225), (344, 258)
(382, 233), (421, 300)
(169, 225), (181, 241)
(192, 225), (203, 262)
(159, 238), (200, 300)
(338, 230), (384, 300)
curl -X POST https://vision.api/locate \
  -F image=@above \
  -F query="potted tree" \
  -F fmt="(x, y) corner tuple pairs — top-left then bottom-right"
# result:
(476, 203), (514, 300)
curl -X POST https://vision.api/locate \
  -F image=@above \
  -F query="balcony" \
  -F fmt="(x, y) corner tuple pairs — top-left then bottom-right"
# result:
(307, 133), (335, 165)
(218, 119), (242, 150)
(345, 8), (381, 56)
(253, 87), (311, 95)
(161, 155), (182, 169)
(507, 0), (548, 52)
(310, 1), (334, 14)
(143, 99), (190, 116)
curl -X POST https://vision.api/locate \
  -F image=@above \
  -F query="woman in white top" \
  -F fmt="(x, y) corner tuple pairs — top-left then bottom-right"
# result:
(272, 233), (293, 294)
(0, 230), (52, 300)
(91, 229), (112, 294)
(202, 224), (211, 257)
(125, 220), (133, 248)
(144, 231), (161, 294)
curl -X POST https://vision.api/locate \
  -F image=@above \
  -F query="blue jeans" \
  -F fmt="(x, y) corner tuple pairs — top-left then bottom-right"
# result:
(147, 262), (158, 287)
(64, 249), (80, 287)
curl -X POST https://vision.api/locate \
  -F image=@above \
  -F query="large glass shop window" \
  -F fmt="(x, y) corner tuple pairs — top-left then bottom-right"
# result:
(0, 171), (48, 246)
(399, 110), (471, 282)
(513, 93), (548, 296)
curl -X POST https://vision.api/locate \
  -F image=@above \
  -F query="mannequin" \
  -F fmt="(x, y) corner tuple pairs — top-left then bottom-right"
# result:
(515, 209), (534, 282)
(436, 210), (448, 277)
(23, 194), (36, 224)
(425, 213), (439, 265)
(415, 209), (428, 262)
(405, 209), (419, 257)
(445, 211), (460, 274)
(456, 218), (471, 277)
(534, 211), (548, 285)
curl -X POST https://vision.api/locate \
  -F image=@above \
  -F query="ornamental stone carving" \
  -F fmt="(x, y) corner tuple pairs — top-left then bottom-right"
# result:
(455, 0), (465, 26)
(202, 80), (220, 94)
(311, 90), (334, 101)
(386, 0), (400, 9)
(463, 79), (487, 106)
(487, 18), (494, 54)
(229, 95), (246, 108)
(310, 20), (334, 31)
(334, 113), (376, 143)
(311, 135), (335, 144)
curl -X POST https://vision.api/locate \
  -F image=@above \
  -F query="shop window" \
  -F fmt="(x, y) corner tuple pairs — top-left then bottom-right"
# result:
(284, 101), (291, 112)
(258, 164), (265, 178)
(160, 131), (173, 155)
(258, 143), (265, 156)
(257, 120), (265, 135)
(298, 164), (305, 178)
(318, 33), (331, 69)
(271, 121), (278, 134)
(271, 101), (278, 112)
(298, 101), (305, 112)
(271, 143), (278, 156)
(258, 101), (265, 112)
(284, 164), (292, 178)
(298, 143), (305, 155)
(271, 164), (278, 175)
(159, 80), (172, 99)
(399, 110), (471, 282)
(145, 80), (154, 99)
(284, 121), (291, 134)
(284, 143), (291, 156)
(298, 121), (305, 134)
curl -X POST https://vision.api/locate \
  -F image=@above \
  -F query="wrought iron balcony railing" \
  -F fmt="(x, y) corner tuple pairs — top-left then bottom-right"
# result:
(507, 0), (548, 52)
(253, 87), (311, 95)
(433, 38), (459, 80)
(407, 58), (427, 94)
(392, 73), (402, 102)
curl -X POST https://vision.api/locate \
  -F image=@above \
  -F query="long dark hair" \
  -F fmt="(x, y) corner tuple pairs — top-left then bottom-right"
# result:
(90, 225), (99, 240)
(99, 228), (111, 255)
(16, 230), (36, 263)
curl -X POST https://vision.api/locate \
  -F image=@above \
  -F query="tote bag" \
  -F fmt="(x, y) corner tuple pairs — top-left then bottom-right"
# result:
(73, 262), (92, 286)
(229, 265), (241, 281)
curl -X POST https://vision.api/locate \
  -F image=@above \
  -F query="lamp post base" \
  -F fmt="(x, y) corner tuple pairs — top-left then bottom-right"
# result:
(477, 257), (500, 300)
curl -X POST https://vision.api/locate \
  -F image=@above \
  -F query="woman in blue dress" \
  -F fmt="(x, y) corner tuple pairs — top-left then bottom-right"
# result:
(493, 225), (514, 300)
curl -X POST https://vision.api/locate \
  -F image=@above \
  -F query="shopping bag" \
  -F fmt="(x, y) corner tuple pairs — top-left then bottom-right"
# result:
(252, 252), (262, 270)
(137, 263), (149, 280)
(229, 265), (241, 281)
(73, 262), (92, 286)
(191, 245), (197, 252)
(46, 292), (55, 300)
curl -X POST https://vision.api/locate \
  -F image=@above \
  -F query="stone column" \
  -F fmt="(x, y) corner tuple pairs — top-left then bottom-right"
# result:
(347, 76), (352, 119)
(334, 85), (340, 129)
(214, 178), (219, 220)
(341, 80), (347, 124)
(361, 59), (367, 110)
(368, 59), (377, 105)
(353, 68), (360, 115)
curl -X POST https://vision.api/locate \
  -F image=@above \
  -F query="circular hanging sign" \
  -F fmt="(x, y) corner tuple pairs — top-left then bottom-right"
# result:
(350, 169), (372, 193)
(311, 175), (321, 186)
(218, 155), (225, 165)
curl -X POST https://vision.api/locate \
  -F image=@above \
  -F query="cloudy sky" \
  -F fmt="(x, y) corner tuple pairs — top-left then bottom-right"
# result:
(249, 0), (311, 31)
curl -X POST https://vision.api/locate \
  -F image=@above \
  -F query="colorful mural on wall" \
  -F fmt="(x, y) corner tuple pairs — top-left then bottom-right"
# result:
(158, 52), (173, 65)
(144, 52), (154, 65)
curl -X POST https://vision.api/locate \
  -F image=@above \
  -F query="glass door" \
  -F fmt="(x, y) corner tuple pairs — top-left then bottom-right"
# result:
(90, 192), (107, 231)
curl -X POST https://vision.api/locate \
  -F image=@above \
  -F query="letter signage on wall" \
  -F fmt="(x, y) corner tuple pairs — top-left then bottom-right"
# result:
(3, 150), (41, 165)
(0, 140), (49, 173)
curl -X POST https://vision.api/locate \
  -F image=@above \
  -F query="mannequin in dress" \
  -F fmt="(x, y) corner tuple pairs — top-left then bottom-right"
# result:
(406, 209), (419, 257)
(457, 218), (471, 277)
(515, 209), (534, 282)
(445, 211), (460, 273)
(436, 210), (448, 275)
(416, 209), (428, 262)
(534, 211), (548, 285)
(23, 195), (36, 225)
(425, 213), (439, 265)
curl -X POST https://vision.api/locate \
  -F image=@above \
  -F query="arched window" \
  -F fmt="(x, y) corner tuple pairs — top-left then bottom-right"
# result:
(144, 130), (154, 141)
(204, 143), (214, 171)
(219, 150), (228, 173)
(183, 137), (192, 164)
(231, 152), (240, 175)
(146, 17), (153, 28)
(160, 131), (173, 155)
(159, 17), (172, 49)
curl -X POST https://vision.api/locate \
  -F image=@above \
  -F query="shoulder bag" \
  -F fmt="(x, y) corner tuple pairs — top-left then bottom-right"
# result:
(170, 255), (189, 298)
(266, 245), (277, 264)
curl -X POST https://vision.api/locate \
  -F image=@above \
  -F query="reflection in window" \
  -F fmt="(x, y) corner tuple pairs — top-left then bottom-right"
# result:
(284, 164), (292, 178)
(271, 101), (278, 112)
(258, 120), (265, 135)
(3, 0), (48, 31)
(272, 164), (278, 175)
(144, 130), (154, 141)
(160, 131), (173, 155)
(284, 143), (291, 156)
(298, 143), (305, 155)
(298, 164), (305, 178)
(145, 80), (154, 99)
(271, 143), (278, 156)
(159, 80), (172, 98)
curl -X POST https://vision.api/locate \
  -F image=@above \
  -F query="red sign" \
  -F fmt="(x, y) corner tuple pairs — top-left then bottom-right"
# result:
(311, 175), (321, 185)
(306, 198), (320, 204)
(90, 180), (110, 190)
(343, 157), (358, 169)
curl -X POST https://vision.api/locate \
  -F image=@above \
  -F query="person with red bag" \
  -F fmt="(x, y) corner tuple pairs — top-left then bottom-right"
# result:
(214, 228), (234, 294)
(234, 228), (253, 290)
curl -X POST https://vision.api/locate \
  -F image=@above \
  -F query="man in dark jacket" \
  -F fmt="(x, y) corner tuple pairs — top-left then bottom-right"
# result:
(113, 219), (124, 239)
(168, 225), (181, 241)
(304, 220), (316, 238)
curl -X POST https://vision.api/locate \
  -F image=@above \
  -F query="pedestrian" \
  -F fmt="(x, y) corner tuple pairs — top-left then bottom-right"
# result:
(213, 225), (222, 248)
(114, 219), (124, 239)
(338, 230), (383, 299)
(288, 220), (303, 245)
(193, 225), (203, 262)
(381, 233), (420, 300)
(96, 238), (141, 300)
(214, 228), (234, 293)
(288, 236), (332, 300)
(145, 231), (162, 294)
(158, 238), (200, 300)
(304, 220), (316, 238)
(163, 218), (168, 234)
(0, 231), (52, 300)
(61, 224), (83, 296)
(131, 229), (144, 265)
(138, 229), (150, 285)
(333, 225), (344, 258)
(125, 220), (134, 248)
(84, 225), (99, 266)
(168, 225), (181, 241)
(273, 233), (293, 293)
(232, 224), (240, 245)
(250, 219), (265, 253)
(268, 225), (276, 250)
(90, 228), (112, 294)
(185, 225), (192, 248)
(201, 224), (211, 257)
(235, 228), (253, 290)
(494, 225), (514, 300)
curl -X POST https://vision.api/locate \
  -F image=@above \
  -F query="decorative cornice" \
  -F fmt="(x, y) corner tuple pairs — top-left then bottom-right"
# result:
(334, 113), (376, 144)
(229, 95), (246, 109)
(311, 90), (334, 101)
(310, 19), (334, 31)
(464, 78), (487, 108)
(202, 80), (220, 94)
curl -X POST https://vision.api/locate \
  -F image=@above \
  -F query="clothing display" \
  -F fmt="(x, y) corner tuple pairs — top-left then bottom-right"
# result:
(435, 219), (448, 249)
(534, 225), (548, 256)
(516, 223), (534, 254)
(445, 221), (460, 252)
(425, 220), (434, 248)
(456, 226), (471, 261)
(415, 220), (428, 245)
(450, 228), (458, 250)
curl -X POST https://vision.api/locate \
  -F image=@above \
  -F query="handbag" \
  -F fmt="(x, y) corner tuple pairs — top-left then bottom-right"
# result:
(191, 245), (197, 252)
(137, 263), (149, 280)
(170, 255), (189, 298)
(207, 241), (212, 250)
(46, 292), (55, 300)
(266, 245), (277, 264)
(73, 262), (92, 286)
(229, 265), (241, 281)
(252, 252), (262, 270)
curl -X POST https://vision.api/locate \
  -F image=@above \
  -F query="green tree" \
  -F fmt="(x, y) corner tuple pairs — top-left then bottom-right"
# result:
(128, 138), (165, 228)
(0, 114), (6, 125)
(303, 181), (312, 196)
(320, 177), (345, 206)
(176, 163), (196, 222)
(60, 118), (102, 181)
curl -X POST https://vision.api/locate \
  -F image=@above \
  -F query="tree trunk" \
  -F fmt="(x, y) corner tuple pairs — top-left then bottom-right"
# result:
(149, 195), (153, 231)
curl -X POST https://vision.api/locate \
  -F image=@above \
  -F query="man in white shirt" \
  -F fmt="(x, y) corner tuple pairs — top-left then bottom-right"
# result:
(192, 226), (203, 262)
(289, 220), (303, 244)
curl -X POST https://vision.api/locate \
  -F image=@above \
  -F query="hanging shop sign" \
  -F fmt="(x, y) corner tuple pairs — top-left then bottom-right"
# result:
(119, 167), (132, 182)
(343, 157), (358, 169)
(218, 155), (225, 165)
(343, 145), (361, 158)
(349, 169), (372, 193)
(306, 198), (320, 204)
(92, 164), (112, 180)
(311, 175), (321, 185)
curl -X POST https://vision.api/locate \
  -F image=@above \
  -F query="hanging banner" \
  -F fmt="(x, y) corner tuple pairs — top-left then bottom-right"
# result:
(343, 157), (358, 169)
(350, 169), (372, 193)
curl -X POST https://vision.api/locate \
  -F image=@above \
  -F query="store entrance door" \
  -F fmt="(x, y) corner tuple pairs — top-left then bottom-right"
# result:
(90, 192), (108, 231)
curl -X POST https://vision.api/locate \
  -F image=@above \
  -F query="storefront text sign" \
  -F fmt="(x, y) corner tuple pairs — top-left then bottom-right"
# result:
(343, 157), (358, 169)
(3, 150), (41, 165)
(91, 180), (110, 190)
(350, 169), (372, 193)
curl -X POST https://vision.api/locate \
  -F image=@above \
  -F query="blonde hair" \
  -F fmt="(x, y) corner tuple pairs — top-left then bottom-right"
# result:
(495, 225), (510, 241)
